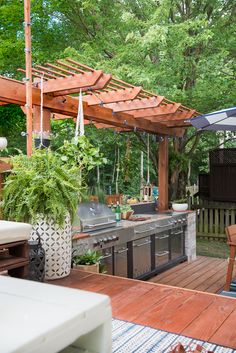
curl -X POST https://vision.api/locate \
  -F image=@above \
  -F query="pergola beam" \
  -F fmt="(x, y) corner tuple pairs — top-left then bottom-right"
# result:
(83, 87), (142, 106)
(155, 109), (196, 121)
(104, 96), (165, 112)
(128, 103), (181, 118)
(50, 73), (112, 96)
(0, 76), (182, 136)
(40, 70), (104, 95)
(136, 110), (195, 124)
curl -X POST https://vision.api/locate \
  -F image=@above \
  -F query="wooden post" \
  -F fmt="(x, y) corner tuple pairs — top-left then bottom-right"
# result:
(158, 136), (169, 211)
(33, 106), (51, 133)
(24, 0), (33, 156)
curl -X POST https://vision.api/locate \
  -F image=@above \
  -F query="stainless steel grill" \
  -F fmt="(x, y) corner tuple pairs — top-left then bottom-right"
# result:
(73, 205), (189, 280)
(77, 202), (117, 232)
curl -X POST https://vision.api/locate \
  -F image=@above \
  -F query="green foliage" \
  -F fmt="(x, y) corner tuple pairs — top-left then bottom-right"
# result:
(0, 0), (235, 199)
(58, 135), (107, 172)
(0, 105), (26, 156)
(3, 149), (81, 226)
(120, 204), (133, 213)
(73, 250), (102, 266)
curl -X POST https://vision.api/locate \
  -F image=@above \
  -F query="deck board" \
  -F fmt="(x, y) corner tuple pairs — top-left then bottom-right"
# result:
(182, 296), (236, 341)
(52, 269), (236, 349)
(149, 256), (236, 294)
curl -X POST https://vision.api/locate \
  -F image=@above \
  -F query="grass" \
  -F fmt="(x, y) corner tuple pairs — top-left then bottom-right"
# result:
(196, 237), (229, 259)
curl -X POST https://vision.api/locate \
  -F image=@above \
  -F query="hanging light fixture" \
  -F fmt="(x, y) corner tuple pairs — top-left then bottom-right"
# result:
(0, 137), (7, 150)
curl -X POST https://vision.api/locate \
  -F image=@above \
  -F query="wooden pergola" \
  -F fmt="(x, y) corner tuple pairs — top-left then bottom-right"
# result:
(0, 58), (200, 210)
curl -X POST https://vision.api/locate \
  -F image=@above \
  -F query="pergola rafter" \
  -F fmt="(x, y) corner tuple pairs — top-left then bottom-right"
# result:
(104, 96), (165, 112)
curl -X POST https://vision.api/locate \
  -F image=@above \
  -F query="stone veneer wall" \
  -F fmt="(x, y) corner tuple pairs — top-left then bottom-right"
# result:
(185, 211), (197, 261)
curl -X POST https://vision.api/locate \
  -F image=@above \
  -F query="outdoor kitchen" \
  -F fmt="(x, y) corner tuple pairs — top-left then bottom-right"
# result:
(72, 203), (196, 280)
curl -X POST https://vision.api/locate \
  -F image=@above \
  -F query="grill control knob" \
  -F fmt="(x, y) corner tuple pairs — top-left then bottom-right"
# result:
(103, 237), (108, 243)
(93, 240), (99, 247)
(107, 237), (113, 242)
(112, 235), (118, 241)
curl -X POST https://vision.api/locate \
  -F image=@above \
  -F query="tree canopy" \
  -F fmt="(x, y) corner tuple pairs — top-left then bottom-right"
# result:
(0, 0), (235, 198)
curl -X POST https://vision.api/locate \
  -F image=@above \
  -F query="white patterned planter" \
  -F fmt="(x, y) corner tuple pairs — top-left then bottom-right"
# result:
(30, 215), (72, 280)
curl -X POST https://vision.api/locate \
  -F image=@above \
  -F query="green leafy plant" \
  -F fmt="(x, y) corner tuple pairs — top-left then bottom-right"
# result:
(3, 149), (81, 226)
(58, 136), (107, 173)
(73, 250), (102, 266)
(120, 204), (133, 213)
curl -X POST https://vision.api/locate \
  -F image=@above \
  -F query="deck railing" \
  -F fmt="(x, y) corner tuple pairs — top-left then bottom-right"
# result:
(192, 201), (236, 240)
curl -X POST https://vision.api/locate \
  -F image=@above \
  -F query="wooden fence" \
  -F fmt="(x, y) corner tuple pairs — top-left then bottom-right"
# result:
(192, 201), (236, 240)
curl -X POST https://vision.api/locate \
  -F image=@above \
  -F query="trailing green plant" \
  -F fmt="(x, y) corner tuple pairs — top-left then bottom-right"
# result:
(73, 250), (102, 266)
(3, 149), (82, 226)
(58, 136), (107, 174)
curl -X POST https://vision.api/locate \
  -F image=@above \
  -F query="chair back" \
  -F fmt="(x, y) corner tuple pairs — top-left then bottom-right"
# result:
(225, 224), (236, 244)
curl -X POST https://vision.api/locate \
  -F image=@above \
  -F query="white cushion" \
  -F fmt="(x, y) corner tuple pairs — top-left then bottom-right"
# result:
(0, 220), (32, 245)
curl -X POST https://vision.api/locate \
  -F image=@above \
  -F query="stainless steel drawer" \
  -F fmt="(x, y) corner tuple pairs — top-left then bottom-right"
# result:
(132, 236), (151, 278)
(155, 233), (170, 266)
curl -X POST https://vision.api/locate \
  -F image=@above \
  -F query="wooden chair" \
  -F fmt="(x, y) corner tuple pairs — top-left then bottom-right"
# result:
(0, 220), (32, 279)
(224, 224), (236, 291)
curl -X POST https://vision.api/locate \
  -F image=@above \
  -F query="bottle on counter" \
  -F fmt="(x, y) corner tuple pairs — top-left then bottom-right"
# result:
(115, 201), (121, 222)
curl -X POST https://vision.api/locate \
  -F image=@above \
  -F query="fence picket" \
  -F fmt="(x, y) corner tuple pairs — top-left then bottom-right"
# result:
(225, 210), (230, 228)
(193, 203), (236, 239)
(214, 209), (219, 236)
(231, 209), (235, 225)
(204, 208), (208, 234)
(209, 209), (213, 234)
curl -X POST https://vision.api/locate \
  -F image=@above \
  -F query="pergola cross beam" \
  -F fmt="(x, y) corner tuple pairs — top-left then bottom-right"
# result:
(104, 96), (165, 112)
(0, 76), (183, 136)
(128, 103), (181, 118)
(39, 70), (104, 95)
(83, 86), (142, 105)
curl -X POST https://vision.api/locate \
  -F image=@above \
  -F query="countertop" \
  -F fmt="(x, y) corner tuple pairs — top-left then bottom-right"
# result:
(72, 211), (189, 240)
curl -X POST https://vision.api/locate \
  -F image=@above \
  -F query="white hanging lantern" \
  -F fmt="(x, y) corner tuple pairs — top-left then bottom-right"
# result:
(0, 137), (7, 150)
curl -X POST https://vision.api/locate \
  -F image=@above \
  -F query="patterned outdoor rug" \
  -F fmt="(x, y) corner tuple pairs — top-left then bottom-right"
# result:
(112, 318), (236, 353)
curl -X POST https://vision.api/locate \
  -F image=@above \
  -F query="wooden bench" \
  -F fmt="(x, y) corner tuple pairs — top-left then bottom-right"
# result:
(0, 220), (32, 278)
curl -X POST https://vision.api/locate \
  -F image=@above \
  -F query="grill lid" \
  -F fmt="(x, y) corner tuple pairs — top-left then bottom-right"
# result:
(78, 202), (116, 232)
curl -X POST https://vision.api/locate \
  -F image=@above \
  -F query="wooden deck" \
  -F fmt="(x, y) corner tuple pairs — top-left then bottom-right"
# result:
(52, 269), (236, 349)
(149, 256), (236, 294)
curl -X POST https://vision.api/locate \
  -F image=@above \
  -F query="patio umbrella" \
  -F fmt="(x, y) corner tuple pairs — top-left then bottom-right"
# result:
(190, 107), (236, 131)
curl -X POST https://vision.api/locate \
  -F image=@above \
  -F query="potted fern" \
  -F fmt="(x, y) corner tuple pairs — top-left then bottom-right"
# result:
(3, 148), (81, 280)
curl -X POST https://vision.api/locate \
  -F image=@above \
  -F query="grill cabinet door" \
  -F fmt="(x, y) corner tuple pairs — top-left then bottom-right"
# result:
(170, 227), (184, 260)
(100, 248), (113, 275)
(132, 236), (151, 278)
(155, 231), (170, 267)
(114, 244), (128, 278)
